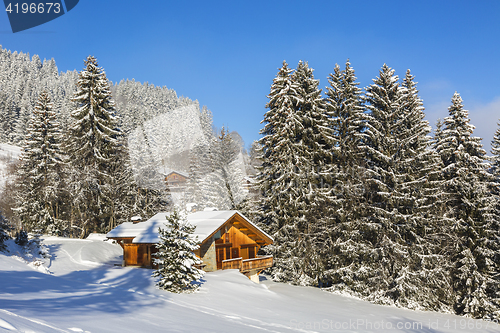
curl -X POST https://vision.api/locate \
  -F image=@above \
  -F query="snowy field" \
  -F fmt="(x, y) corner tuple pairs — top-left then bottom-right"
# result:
(1, 236), (500, 333)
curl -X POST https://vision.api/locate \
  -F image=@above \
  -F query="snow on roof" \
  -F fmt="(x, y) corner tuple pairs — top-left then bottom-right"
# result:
(106, 210), (273, 244)
(158, 167), (189, 178)
(106, 213), (168, 243)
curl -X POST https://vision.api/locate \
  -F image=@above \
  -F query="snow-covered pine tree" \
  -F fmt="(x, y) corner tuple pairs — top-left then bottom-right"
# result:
(0, 210), (11, 251)
(128, 125), (171, 220)
(66, 56), (123, 237)
(108, 138), (140, 229)
(152, 210), (204, 293)
(435, 92), (500, 318)
(257, 60), (303, 282)
(209, 127), (245, 210)
(489, 119), (500, 224)
(15, 91), (64, 235)
(385, 70), (451, 310)
(489, 121), (500, 270)
(185, 146), (205, 210)
(351, 65), (451, 310)
(257, 60), (333, 285)
(236, 140), (262, 221)
(321, 60), (366, 287)
(290, 60), (335, 285)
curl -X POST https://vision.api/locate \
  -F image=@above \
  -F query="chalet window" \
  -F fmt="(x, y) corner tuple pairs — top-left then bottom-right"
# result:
(225, 247), (230, 260)
(231, 247), (239, 259)
(248, 246), (255, 259)
(224, 233), (229, 243)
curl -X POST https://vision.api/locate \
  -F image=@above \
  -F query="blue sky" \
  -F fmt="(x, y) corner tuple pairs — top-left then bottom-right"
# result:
(1, 0), (500, 151)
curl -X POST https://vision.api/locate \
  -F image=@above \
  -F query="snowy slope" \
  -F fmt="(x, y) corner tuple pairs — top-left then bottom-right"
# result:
(1, 237), (500, 333)
(0, 143), (21, 190)
(128, 104), (206, 170)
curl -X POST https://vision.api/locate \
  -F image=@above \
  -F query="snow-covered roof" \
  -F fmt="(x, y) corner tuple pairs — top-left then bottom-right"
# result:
(106, 216), (168, 243)
(158, 167), (189, 178)
(106, 210), (273, 245)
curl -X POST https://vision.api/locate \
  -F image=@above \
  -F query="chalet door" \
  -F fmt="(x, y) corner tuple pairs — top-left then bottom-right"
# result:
(124, 244), (138, 265)
(231, 248), (239, 259)
(216, 243), (232, 270)
(137, 245), (146, 267)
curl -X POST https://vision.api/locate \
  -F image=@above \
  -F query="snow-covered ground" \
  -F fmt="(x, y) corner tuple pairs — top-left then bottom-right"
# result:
(0, 143), (21, 190)
(1, 236), (500, 333)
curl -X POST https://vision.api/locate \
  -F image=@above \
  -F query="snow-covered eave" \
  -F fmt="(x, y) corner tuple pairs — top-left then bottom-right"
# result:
(199, 211), (273, 245)
(106, 211), (273, 246)
(238, 211), (274, 243)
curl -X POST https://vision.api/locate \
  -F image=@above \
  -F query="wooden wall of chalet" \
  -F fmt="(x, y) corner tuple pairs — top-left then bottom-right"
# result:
(214, 224), (261, 269)
(123, 243), (157, 267)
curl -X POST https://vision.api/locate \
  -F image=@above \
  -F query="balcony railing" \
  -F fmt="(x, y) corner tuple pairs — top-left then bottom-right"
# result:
(221, 257), (243, 270)
(222, 255), (273, 272)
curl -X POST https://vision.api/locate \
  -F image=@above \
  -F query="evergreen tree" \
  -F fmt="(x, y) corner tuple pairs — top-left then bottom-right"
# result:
(128, 124), (171, 220)
(209, 127), (245, 210)
(346, 65), (451, 309)
(257, 60), (304, 282)
(185, 143), (214, 210)
(66, 56), (123, 237)
(257, 61), (332, 285)
(387, 70), (451, 310)
(0, 210), (11, 251)
(152, 210), (204, 293)
(15, 91), (64, 234)
(322, 60), (366, 287)
(435, 92), (500, 318)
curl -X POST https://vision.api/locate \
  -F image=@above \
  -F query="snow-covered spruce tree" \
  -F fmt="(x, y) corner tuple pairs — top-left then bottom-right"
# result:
(185, 146), (205, 210)
(128, 125), (171, 220)
(15, 91), (65, 235)
(209, 127), (246, 210)
(108, 138), (141, 229)
(257, 60), (303, 282)
(66, 56), (125, 237)
(354, 66), (451, 310)
(0, 210), (11, 251)
(435, 92), (500, 318)
(257, 61), (333, 285)
(152, 210), (204, 293)
(291, 60), (335, 285)
(321, 60), (366, 287)
(386, 70), (451, 310)
(489, 119), (500, 216)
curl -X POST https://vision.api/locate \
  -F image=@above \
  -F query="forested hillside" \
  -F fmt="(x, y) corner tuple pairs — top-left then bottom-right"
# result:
(0, 45), (196, 145)
(0, 48), (250, 239)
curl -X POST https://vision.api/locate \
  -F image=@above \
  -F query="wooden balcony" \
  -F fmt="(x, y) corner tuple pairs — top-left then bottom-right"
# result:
(221, 255), (273, 272)
(221, 257), (243, 270)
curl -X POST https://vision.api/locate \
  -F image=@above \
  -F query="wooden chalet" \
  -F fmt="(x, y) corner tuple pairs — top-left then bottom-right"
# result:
(106, 210), (273, 282)
(164, 170), (189, 191)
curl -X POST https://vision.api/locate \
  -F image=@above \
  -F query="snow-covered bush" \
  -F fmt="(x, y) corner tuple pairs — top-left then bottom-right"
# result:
(15, 230), (28, 246)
